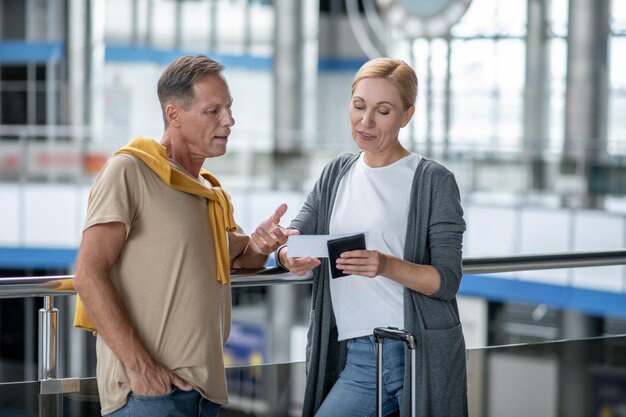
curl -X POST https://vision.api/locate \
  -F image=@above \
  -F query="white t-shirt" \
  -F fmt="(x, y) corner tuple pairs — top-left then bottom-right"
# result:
(329, 152), (421, 341)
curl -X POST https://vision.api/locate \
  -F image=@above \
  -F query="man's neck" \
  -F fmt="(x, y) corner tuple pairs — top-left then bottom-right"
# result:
(160, 135), (204, 177)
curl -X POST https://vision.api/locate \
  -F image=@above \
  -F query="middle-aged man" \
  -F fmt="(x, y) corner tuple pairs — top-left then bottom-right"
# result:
(74, 55), (291, 417)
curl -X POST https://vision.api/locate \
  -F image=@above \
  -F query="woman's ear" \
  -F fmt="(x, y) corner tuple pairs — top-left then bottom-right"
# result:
(401, 105), (415, 128)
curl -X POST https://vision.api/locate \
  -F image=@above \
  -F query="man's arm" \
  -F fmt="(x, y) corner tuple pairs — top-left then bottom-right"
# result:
(73, 222), (191, 395)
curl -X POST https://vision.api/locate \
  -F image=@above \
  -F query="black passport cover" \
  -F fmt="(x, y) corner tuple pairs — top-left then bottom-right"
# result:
(327, 233), (366, 278)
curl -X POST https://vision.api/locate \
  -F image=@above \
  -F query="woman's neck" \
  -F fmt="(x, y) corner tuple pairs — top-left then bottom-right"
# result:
(363, 144), (410, 168)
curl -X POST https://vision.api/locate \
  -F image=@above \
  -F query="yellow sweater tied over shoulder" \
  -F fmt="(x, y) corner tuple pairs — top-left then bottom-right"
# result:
(73, 136), (237, 334)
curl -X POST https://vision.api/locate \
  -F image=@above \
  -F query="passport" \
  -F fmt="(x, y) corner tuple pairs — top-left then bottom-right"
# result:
(326, 233), (366, 278)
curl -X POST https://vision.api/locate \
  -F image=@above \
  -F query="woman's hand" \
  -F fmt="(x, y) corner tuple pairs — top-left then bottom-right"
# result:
(336, 249), (442, 295)
(335, 249), (389, 278)
(278, 246), (320, 276)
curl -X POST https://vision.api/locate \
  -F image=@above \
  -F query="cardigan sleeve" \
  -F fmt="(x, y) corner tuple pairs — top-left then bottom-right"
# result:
(427, 172), (466, 301)
(289, 154), (354, 235)
(289, 178), (322, 235)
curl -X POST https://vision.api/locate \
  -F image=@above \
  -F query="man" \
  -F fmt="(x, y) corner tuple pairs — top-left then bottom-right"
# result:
(74, 55), (290, 417)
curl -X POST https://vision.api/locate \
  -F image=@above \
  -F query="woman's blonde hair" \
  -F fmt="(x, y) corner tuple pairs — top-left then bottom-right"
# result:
(351, 58), (418, 110)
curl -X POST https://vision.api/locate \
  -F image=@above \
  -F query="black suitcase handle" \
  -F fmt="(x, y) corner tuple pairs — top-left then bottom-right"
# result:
(373, 326), (416, 350)
(373, 326), (417, 417)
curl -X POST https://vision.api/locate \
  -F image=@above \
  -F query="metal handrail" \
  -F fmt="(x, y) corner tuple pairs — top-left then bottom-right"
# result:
(3, 249), (626, 299)
(3, 248), (626, 393)
(461, 249), (626, 274)
(0, 267), (310, 299)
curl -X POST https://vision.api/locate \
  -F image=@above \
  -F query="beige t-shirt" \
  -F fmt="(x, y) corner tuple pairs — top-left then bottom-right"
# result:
(84, 154), (249, 415)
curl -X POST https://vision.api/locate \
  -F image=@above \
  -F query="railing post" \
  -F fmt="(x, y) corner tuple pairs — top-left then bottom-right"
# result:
(38, 295), (58, 381)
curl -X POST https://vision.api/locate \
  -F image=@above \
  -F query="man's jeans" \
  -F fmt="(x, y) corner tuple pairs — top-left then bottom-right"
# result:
(104, 388), (220, 417)
(315, 335), (406, 417)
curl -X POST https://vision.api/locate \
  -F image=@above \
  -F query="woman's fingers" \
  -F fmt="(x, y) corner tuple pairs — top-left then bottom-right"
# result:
(336, 250), (383, 277)
(286, 257), (320, 275)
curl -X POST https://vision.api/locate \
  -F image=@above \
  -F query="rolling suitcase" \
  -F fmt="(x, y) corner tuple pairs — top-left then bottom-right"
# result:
(373, 326), (417, 417)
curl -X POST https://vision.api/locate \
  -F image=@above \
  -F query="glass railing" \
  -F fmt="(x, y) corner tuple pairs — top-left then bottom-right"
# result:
(1, 336), (625, 416)
(0, 361), (307, 417)
(2, 250), (626, 416)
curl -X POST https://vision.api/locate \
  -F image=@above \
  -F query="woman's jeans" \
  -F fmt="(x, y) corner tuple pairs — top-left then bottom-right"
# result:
(315, 335), (406, 417)
(104, 388), (220, 417)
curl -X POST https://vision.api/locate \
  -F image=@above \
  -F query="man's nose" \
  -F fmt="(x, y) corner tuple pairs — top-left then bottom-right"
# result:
(222, 112), (235, 127)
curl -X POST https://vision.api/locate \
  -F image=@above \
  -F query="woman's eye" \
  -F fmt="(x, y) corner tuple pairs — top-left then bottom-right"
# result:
(379, 110), (389, 115)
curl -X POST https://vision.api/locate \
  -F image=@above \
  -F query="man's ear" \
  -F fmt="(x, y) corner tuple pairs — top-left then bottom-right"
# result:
(401, 105), (415, 128)
(165, 103), (182, 127)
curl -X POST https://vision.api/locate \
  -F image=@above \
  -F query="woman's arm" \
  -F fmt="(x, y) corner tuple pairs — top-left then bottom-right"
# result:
(336, 170), (465, 299)
(334, 250), (440, 295)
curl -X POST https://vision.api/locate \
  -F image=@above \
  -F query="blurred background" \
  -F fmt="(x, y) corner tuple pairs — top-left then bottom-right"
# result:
(1, 0), (626, 416)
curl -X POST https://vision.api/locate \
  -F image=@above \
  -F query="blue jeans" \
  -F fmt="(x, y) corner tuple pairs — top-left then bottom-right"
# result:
(104, 388), (220, 417)
(315, 335), (406, 417)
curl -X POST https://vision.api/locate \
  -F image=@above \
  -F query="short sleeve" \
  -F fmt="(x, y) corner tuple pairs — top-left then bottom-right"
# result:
(83, 155), (143, 236)
(228, 224), (250, 260)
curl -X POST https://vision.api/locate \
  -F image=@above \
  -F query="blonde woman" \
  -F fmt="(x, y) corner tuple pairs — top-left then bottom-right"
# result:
(277, 58), (468, 417)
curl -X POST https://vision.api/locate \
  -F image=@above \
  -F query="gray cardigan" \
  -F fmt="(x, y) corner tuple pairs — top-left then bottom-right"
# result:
(290, 153), (468, 417)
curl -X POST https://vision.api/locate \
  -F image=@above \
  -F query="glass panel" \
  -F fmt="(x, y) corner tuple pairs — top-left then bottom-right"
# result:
(610, 38), (626, 91)
(453, 0), (526, 37)
(0, 90), (27, 125)
(550, 0), (569, 37)
(230, 286), (312, 366)
(609, 37), (626, 155)
(0, 298), (39, 384)
(105, 0), (133, 44)
(612, 1), (626, 33)
(412, 42), (429, 145)
(608, 96), (626, 155)
(215, 0), (247, 54)
(430, 38), (450, 89)
(466, 335), (626, 417)
(180, 1), (211, 51)
(449, 95), (494, 150)
(150, 1), (177, 49)
(492, 0), (527, 36)
(1, 1), (26, 39)
(548, 38), (567, 154)
(451, 40), (496, 94)
(494, 41), (524, 92)
(429, 95), (447, 148)
(0, 380), (41, 416)
(494, 95), (522, 151)
(248, 2), (274, 56)
(411, 39), (447, 150)
(0, 362), (307, 416)
(1, 337), (625, 416)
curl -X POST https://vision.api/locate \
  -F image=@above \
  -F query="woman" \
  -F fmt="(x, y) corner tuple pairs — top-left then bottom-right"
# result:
(277, 58), (467, 417)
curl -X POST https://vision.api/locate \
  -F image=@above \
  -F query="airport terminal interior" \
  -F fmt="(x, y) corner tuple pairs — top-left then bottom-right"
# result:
(1, 0), (626, 416)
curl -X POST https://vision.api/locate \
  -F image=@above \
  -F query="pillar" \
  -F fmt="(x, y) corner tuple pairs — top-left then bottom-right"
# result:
(562, 0), (610, 206)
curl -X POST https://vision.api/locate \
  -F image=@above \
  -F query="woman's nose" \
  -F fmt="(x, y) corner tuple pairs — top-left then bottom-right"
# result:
(361, 112), (374, 127)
